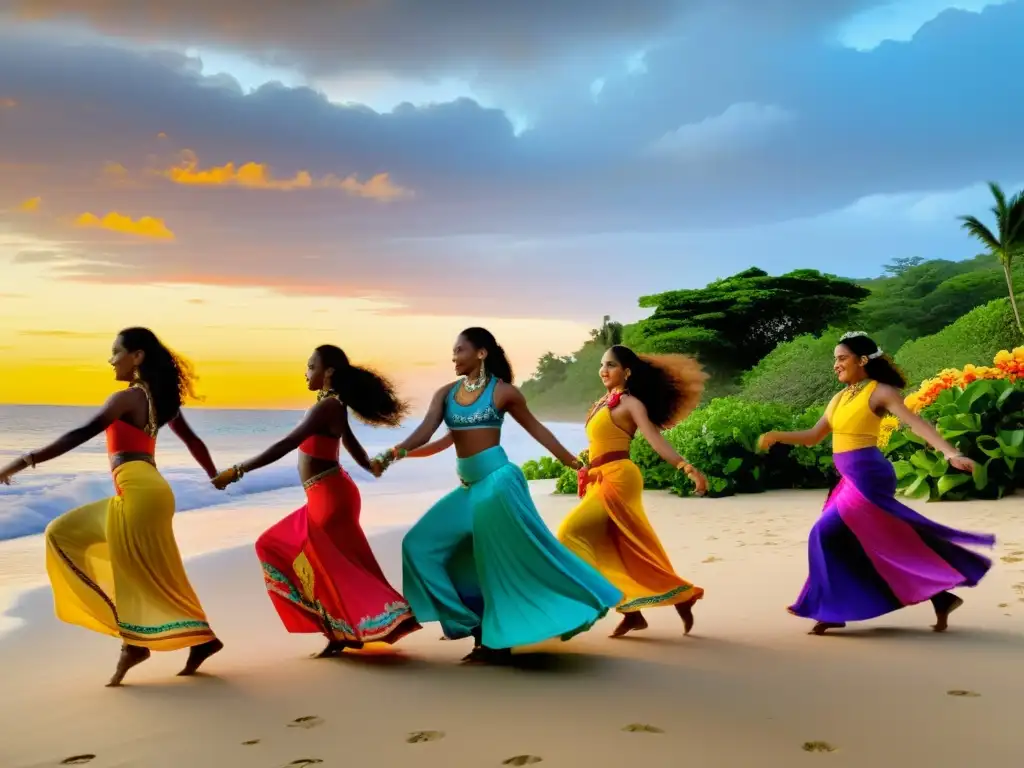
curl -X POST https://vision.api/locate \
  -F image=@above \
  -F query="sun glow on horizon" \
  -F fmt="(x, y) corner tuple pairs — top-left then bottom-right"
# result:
(0, 259), (591, 410)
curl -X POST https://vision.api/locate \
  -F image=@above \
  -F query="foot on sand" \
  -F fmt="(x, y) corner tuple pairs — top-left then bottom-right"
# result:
(932, 593), (964, 632)
(106, 644), (151, 687)
(675, 598), (697, 635)
(314, 639), (363, 658)
(178, 638), (224, 676)
(809, 621), (846, 635)
(461, 646), (512, 665)
(611, 612), (648, 638)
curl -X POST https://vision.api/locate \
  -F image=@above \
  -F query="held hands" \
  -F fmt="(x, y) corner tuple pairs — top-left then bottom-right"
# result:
(211, 464), (244, 490)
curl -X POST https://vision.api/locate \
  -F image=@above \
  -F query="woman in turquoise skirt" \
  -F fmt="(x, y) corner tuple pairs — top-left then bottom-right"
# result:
(373, 327), (622, 663)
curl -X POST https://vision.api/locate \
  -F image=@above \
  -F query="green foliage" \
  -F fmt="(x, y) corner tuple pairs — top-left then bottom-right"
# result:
(739, 330), (843, 410)
(520, 455), (567, 481)
(855, 254), (1024, 351)
(895, 298), (1023, 384)
(884, 378), (1024, 500)
(528, 398), (835, 499)
(632, 268), (868, 379)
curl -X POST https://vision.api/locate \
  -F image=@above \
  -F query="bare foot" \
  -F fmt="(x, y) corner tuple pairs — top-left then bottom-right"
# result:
(675, 599), (697, 635)
(611, 612), (648, 638)
(314, 640), (351, 658)
(178, 638), (224, 676)
(809, 621), (846, 635)
(460, 646), (512, 665)
(932, 594), (964, 632)
(107, 644), (151, 687)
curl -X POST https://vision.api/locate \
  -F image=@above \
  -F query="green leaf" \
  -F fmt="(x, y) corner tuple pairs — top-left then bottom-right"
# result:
(976, 435), (1004, 459)
(723, 457), (744, 475)
(937, 473), (970, 497)
(904, 430), (927, 446)
(891, 460), (915, 481)
(996, 387), (1024, 414)
(973, 459), (989, 491)
(903, 473), (931, 500)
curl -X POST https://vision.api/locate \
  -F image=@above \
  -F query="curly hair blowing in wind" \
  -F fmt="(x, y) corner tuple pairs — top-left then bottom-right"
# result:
(608, 345), (708, 429)
(118, 327), (201, 426)
(316, 344), (409, 427)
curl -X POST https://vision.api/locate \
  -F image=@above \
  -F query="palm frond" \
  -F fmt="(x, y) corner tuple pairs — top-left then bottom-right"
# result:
(959, 214), (1001, 251)
(988, 181), (1008, 217)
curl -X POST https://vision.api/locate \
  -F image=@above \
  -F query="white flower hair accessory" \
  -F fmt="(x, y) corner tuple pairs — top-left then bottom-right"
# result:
(839, 331), (884, 359)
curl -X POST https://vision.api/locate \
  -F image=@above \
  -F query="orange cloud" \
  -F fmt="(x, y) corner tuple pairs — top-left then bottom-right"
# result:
(74, 211), (175, 240)
(0, 98), (16, 108)
(18, 196), (41, 212)
(164, 150), (413, 201)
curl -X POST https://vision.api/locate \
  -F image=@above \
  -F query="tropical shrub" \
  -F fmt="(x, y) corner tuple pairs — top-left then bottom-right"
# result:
(894, 298), (1022, 385)
(884, 346), (1024, 500)
(739, 330), (844, 410)
(520, 455), (567, 481)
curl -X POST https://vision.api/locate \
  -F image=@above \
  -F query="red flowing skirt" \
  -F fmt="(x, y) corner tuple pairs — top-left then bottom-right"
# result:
(256, 468), (420, 644)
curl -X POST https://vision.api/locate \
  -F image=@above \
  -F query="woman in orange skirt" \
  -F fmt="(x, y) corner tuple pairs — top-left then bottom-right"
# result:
(557, 345), (709, 638)
(213, 345), (420, 656)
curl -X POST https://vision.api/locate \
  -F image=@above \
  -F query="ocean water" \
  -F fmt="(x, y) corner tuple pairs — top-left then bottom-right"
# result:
(0, 405), (585, 542)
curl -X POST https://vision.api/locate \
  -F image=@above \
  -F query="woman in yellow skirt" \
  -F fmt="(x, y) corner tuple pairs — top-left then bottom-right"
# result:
(557, 345), (709, 638)
(0, 327), (223, 686)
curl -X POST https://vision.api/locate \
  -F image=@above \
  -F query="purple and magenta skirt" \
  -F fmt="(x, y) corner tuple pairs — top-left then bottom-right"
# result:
(789, 447), (995, 623)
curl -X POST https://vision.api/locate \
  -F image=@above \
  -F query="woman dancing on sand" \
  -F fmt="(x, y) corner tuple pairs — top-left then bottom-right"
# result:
(757, 332), (995, 635)
(557, 346), (710, 638)
(212, 345), (420, 656)
(373, 327), (622, 664)
(0, 328), (223, 686)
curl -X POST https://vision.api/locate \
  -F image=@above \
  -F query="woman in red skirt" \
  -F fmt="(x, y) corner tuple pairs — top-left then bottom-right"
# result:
(214, 345), (420, 656)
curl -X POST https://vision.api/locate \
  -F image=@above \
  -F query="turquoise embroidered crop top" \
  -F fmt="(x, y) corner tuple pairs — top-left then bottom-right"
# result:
(444, 377), (505, 431)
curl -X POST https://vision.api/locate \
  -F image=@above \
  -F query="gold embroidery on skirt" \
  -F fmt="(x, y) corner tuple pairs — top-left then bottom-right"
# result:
(293, 551), (317, 604)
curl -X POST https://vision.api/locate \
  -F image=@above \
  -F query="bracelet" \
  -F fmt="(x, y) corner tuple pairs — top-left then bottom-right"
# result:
(232, 463), (246, 482)
(21, 453), (35, 469)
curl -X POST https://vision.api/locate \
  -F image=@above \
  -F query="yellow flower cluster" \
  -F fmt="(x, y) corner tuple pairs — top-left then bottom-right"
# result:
(994, 346), (1024, 380)
(877, 415), (900, 448)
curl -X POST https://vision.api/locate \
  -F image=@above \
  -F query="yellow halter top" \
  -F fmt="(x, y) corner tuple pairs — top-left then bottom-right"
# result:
(826, 380), (883, 454)
(586, 405), (632, 459)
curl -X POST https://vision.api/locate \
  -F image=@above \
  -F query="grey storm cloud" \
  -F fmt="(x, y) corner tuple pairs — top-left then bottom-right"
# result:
(0, 0), (886, 79)
(1, 1), (1023, 319)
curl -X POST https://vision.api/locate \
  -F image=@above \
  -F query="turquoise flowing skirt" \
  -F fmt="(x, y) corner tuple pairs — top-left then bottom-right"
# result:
(401, 446), (623, 649)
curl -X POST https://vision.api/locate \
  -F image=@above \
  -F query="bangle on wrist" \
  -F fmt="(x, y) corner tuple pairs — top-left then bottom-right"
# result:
(232, 463), (246, 481)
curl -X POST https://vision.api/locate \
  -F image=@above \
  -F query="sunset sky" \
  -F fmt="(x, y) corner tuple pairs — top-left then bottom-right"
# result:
(1, 0), (1021, 409)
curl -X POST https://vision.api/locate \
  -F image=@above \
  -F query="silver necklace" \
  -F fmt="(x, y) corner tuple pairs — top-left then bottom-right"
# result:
(462, 369), (488, 392)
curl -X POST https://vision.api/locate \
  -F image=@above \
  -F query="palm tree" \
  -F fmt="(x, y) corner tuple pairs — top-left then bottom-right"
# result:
(589, 315), (624, 347)
(959, 181), (1024, 335)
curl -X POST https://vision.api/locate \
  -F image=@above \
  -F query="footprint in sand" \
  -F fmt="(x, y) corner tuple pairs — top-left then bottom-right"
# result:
(998, 603), (1009, 608)
(947, 690), (981, 697)
(802, 741), (837, 753)
(1001, 556), (1023, 564)
(288, 716), (325, 729)
(702, 556), (721, 563)
(242, 740), (260, 746)
(283, 760), (323, 767)
(60, 757), (95, 766)
(406, 731), (445, 744)
(622, 723), (665, 734)
(503, 756), (543, 765)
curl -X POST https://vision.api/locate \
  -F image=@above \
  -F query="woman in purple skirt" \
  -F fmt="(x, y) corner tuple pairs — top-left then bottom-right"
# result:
(758, 332), (995, 635)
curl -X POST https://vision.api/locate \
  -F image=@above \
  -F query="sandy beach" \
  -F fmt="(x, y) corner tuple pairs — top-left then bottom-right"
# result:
(2, 482), (1022, 768)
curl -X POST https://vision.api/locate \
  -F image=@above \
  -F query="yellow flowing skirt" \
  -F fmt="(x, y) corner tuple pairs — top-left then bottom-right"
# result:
(44, 460), (215, 650)
(557, 458), (703, 613)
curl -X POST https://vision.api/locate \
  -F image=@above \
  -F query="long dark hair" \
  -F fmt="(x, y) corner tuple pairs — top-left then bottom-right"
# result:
(838, 333), (907, 389)
(119, 327), (199, 427)
(460, 327), (514, 384)
(609, 345), (707, 429)
(316, 344), (408, 427)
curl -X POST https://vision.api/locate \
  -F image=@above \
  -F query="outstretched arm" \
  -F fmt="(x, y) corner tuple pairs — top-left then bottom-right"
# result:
(874, 385), (974, 471)
(392, 386), (449, 454)
(339, 407), (374, 473)
(502, 385), (582, 469)
(406, 431), (454, 458)
(0, 390), (135, 483)
(626, 397), (707, 495)
(759, 414), (832, 450)
(214, 399), (332, 488)
(168, 411), (217, 479)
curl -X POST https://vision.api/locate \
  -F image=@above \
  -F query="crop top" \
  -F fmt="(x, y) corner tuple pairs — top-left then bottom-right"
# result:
(299, 434), (341, 461)
(586, 405), (632, 458)
(826, 380), (883, 454)
(105, 419), (156, 456)
(444, 377), (505, 431)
